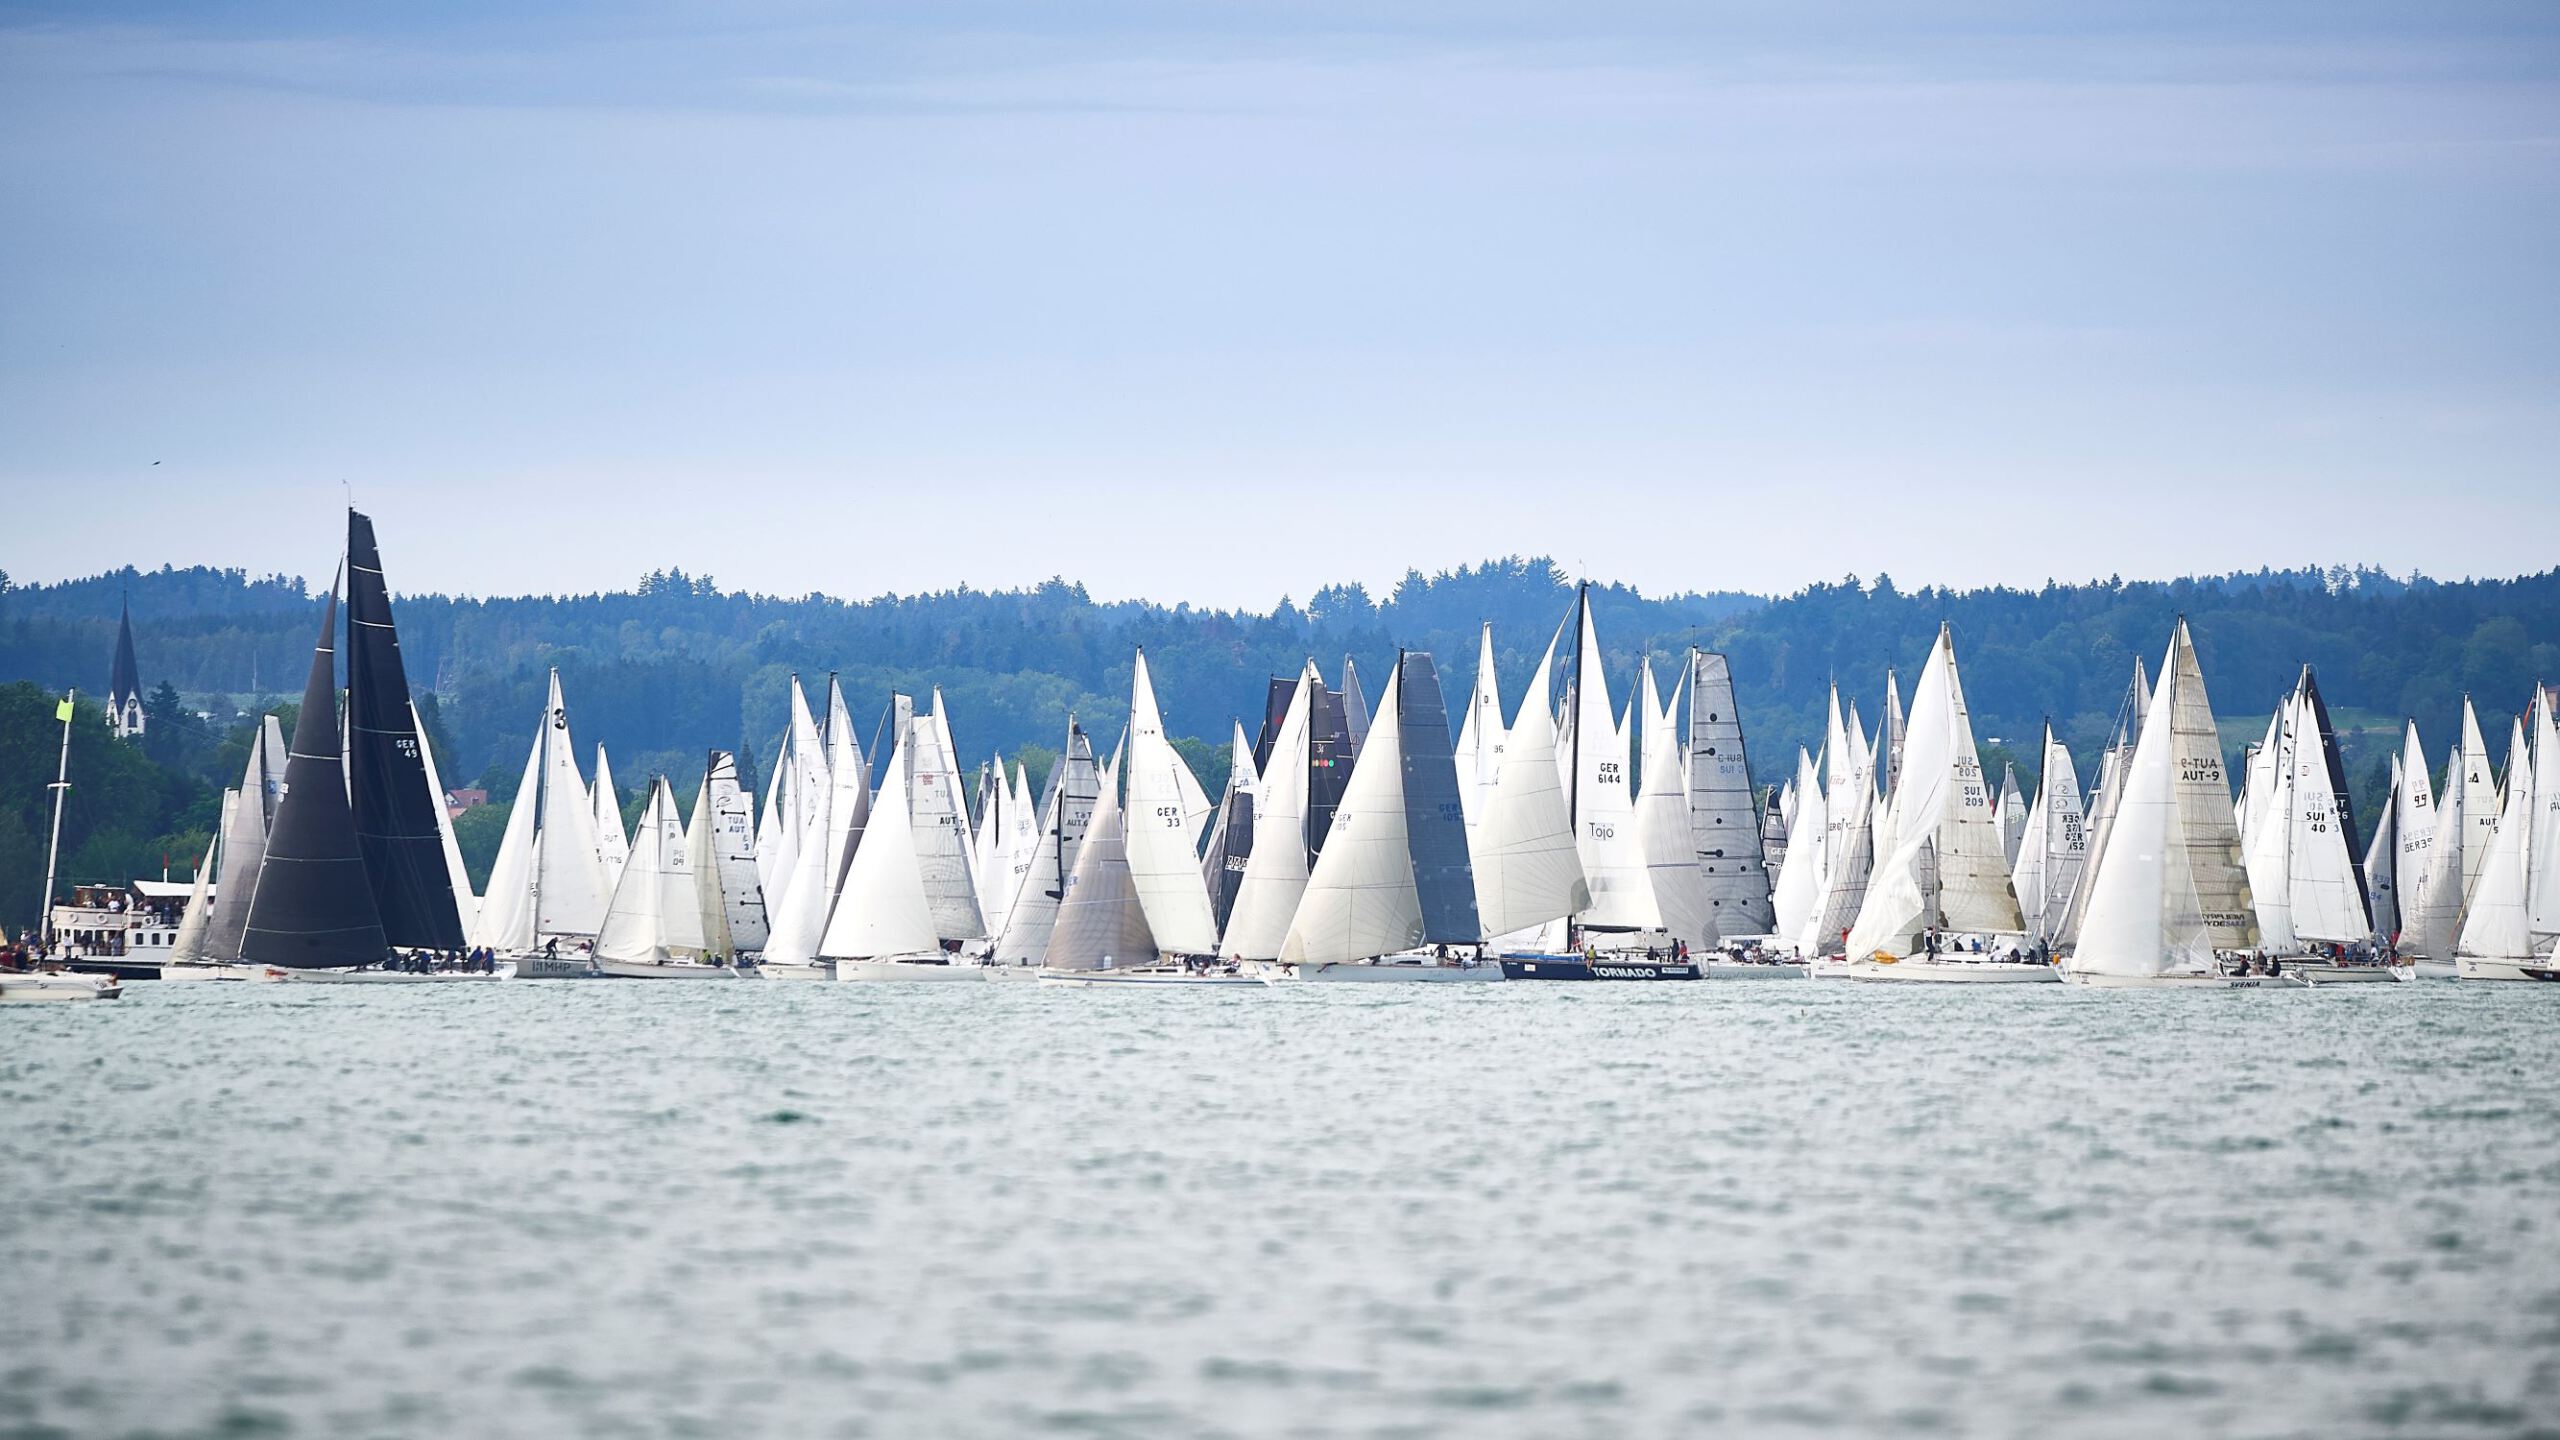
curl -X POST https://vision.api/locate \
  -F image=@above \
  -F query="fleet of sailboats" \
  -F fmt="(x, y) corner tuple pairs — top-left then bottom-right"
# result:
(49, 512), (2558, 994)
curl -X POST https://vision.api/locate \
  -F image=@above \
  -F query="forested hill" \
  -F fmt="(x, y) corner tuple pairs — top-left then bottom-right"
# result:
(3, 558), (2554, 837)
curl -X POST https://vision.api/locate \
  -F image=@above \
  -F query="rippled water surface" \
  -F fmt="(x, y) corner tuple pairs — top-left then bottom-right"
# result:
(4, 979), (2557, 1438)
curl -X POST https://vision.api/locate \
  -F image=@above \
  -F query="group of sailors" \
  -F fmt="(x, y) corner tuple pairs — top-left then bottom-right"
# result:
(376, 947), (501, 974)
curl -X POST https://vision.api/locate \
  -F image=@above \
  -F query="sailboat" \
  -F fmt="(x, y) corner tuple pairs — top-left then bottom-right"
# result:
(830, 702), (987, 980)
(1686, 649), (1777, 946)
(2008, 725), (2086, 946)
(2054, 658), (2150, 951)
(759, 675), (868, 980)
(1270, 652), (1497, 982)
(594, 776), (730, 977)
(2456, 687), (2560, 980)
(2408, 699), (2498, 972)
(591, 746), (630, 888)
(2061, 621), (2267, 987)
(989, 721), (1100, 969)
(1837, 623), (2041, 981)
(1634, 659), (1715, 956)
(1766, 746), (1827, 950)
(1220, 667), (1319, 963)
(238, 579), (392, 975)
(689, 750), (767, 964)
(1197, 723), (1258, 937)
(477, 669), (614, 976)
(819, 730), (976, 980)
(1040, 739), (1258, 987)
(2239, 668), (2398, 982)
(1801, 685), (1874, 957)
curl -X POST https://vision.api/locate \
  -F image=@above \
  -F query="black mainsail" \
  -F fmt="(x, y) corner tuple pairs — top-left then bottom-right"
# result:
(346, 509), (466, 949)
(1395, 651), (1481, 944)
(240, 583), (388, 967)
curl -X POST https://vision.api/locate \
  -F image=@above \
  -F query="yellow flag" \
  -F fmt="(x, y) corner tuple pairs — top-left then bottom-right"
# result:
(55, 696), (73, 721)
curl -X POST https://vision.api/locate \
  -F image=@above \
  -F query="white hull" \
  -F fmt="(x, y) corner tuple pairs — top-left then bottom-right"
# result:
(834, 959), (987, 982)
(750, 961), (832, 981)
(158, 961), (272, 982)
(0, 970), (120, 1001)
(1844, 957), (2061, 984)
(2454, 955), (2553, 982)
(513, 952), (604, 980)
(1267, 959), (1504, 984)
(2060, 969), (2273, 989)
(281, 967), (506, 984)
(2283, 962), (2413, 986)
(2413, 958), (2460, 981)
(1036, 966), (1260, 987)
(594, 959), (739, 980)
(983, 963), (1041, 982)
(1701, 960), (1809, 979)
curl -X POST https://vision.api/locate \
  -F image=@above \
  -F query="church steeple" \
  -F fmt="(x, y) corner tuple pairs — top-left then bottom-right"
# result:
(108, 597), (146, 738)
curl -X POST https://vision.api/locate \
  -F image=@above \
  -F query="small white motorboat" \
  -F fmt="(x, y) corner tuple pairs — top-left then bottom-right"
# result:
(0, 968), (121, 1002)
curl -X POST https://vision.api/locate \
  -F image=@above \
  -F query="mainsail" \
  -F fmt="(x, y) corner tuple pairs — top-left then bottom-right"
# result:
(1198, 722), (1259, 935)
(203, 715), (288, 961)
(1634, 659), (1712, 948)
(596, 776), (707, 964)
(1470, 635), (1588, 941)
(990, 722), (1098, 965)
(1122, 651), (1221, 955)
(168, 806), (222, 963)
(240, 584), (388, 968)
(1564, 586), (1656, 930)
(1046, 745), (1159, 970)
(817, 733), (943, 962)
(690, 750), (766, 957)
(473, 669), (612, 949)
(1223, 667), (1318, 959)
(344, 510), (465, 950)
(1686, 650), (1772, 939)
(1283, 663), (1422, 963)
(590, 745), (630, 888)
(1842, 623), (2021, 957)
(2009, 726), (2086, 942)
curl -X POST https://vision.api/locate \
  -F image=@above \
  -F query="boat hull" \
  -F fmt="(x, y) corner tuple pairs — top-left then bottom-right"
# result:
(158, 961), (272, 982)
(1843, 958), (2060, 984)
(1271, 960), (1504, 984)
(748, 961), (831, 981)
(593, 959), (739, 980)
(1701, 960), (1808, 979)
(1498, 955), (1700, 981)
(2413, 958), (2459, 980)
(513, 953), (606, 980)
(280, 967), (505, 984)
(1035, 967), (1260, 986)
(2455, 956), (2551, 982)
(2060, 970), (2272, 989)
(2283, 962), (2413, 986)
(834, 959), (986, 982)
(0, 970), (120, 1001)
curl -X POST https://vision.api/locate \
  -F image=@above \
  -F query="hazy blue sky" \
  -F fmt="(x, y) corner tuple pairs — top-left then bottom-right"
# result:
(3, 2), (2554, 606)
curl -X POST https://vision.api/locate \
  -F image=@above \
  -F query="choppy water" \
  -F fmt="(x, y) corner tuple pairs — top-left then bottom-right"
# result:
(3, 979), (2556, 1439)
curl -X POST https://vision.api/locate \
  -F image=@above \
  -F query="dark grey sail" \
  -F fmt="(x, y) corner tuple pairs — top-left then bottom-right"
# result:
(1688, 651), (1776, 939)
(1307, 677), (1355, 859)
(1395, 652), (1480, 944)
(1200, 731), (1256, 933)
(240, 586), (387, 968)
(346, 510), (465, 950)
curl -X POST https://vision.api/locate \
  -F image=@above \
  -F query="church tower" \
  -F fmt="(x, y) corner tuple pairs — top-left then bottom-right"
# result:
(108, 599), (146, 738)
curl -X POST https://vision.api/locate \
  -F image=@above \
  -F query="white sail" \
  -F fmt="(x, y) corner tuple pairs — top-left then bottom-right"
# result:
(2162, 623), (2256, 951)
(413, 702), (479, 940)
(1567, 595), (1656, 930)
(590, 745), (629, 888)
(753, 728), (790, 896)
(761, 677), (828, 919)
(2066, 636), (2218, 981)
(472, 715), (545, 951)
(2240, 700), (2296, 948)
(1685, 650), (1771, 939)
(202, 722), (282, 962)
(1045, 748), (1159, 971)
(1804, 700), (1876, 955)
(1634, 659), (1713, 948)
(169, 804), (223, 963)
(2454, 766), (2535, 964)
(1843, 625), (2022, 957)
(2010, 728), (2086, 943)
(905, 705), (983, 941)
(1878, 668), (1907, 807)
(1471, 636), (1590, 940)
(691, 751), (766, 957)
(2392, 720), (2437, 950)
(2363, 755), (2401, 943)
(1996, 764), (2027, 868)
(2529, 690), (2560, 942)
(818, 735), (941, 961)
(927, 691), (975, 860)
(763, 681), (864, 965)
(597, 776), (704, 964)
(1453, 622), (1507, 839)
(822, 678), (874, 907)
(1768, 746), (1827, 945)
(1122, 652), (1221, 955)
(1283, 663), (1424, 963)
(2056, 663), (2146, 947)
(2456, 698), (2500, 903)
(991, 725), (1099, 965)
(2282, 681), (2370, 944)
(1222, 665), (1318, 959)
(533, 672), (612, 939)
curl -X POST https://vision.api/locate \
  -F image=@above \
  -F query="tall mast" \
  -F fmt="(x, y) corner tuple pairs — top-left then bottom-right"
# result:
(38, 690), (73, 950)
(1568, 582), (1588, 832)
(528, 672), (550, 940)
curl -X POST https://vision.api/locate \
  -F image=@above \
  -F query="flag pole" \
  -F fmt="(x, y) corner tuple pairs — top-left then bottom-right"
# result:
(39, 690), (75, 953)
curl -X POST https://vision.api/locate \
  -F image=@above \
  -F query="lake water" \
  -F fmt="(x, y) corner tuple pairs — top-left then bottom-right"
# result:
(3, 979), (2555, 1438)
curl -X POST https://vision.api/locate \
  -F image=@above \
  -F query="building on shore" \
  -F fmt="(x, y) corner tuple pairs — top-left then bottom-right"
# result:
(108, 599), (146, 738)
